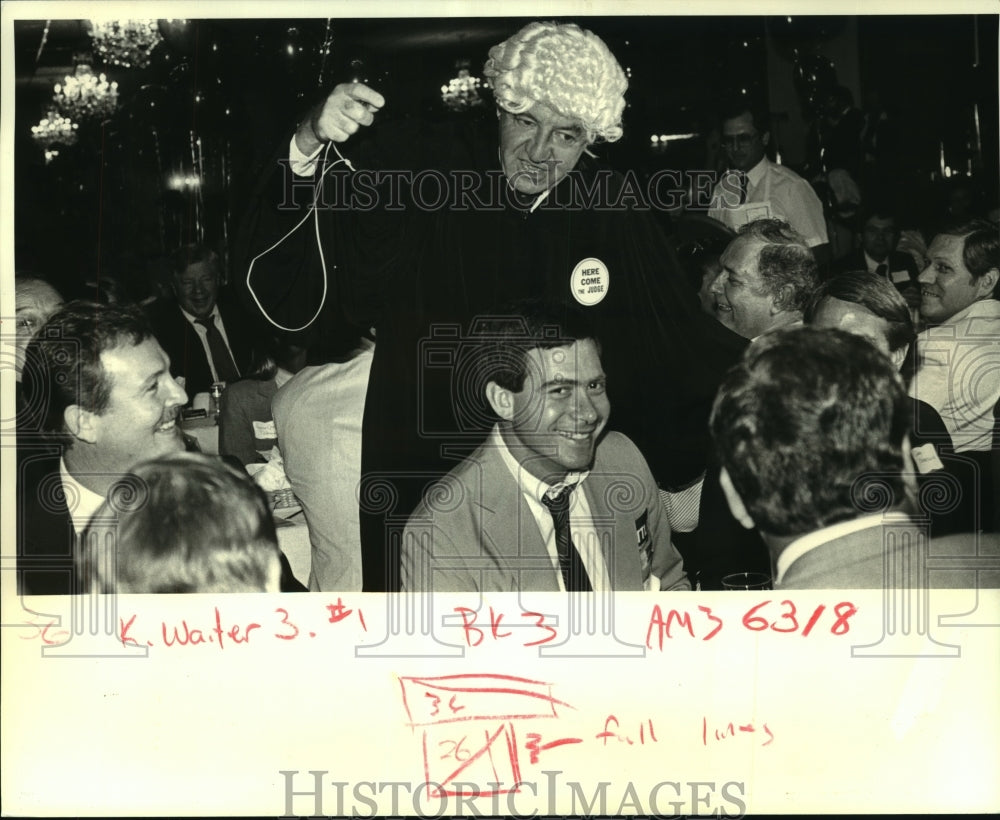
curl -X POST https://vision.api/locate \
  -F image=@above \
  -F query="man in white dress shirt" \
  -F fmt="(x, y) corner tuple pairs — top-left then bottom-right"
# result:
(707, 98), (829, 265)
(909, 219), (999, 530)
(910, 219), (1000, 454)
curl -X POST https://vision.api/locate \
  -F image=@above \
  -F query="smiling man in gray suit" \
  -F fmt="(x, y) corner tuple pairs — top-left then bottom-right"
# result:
(401, 300), (690, 593)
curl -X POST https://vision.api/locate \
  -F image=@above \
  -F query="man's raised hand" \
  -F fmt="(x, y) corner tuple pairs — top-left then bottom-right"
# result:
(294, 82), (385, 155)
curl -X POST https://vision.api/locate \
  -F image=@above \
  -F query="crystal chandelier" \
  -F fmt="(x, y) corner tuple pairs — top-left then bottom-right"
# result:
(53, 64), (119, 121)
(89, 20), (163, 69)
(31, 109), (79, 149)
(441, 66), (483, 112)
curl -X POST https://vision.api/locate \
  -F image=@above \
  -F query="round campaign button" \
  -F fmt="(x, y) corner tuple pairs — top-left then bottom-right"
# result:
(570, 257), (610, 306)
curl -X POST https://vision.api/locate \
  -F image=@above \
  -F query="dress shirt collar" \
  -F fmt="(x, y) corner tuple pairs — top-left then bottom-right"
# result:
(775, 513), (893, 584)
(927, 297), (1000, 332)
(491, 425), (590, 502)
(863, 250), (883, 273)
(59, 456), (108, 534)
(179, 303), (222, 327)
(750, 317), (803, 344)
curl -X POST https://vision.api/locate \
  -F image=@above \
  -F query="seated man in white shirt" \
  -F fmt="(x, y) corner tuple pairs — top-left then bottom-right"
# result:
(711, 326), (988, 589)
(909, 219), (999, 531)
(401, 300), (690, 593)
(706, 97), (829, 265)
(911, 219), (1000, 453)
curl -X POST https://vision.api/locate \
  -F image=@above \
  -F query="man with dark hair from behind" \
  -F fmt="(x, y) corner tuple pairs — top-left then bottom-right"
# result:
(401, 299), (689, 593)
(711, 326), (989, 588)
(79, 452), (283, 594)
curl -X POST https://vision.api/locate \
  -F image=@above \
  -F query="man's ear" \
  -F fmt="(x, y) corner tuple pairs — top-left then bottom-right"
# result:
(975, 267), (999, 300)
(485, 381), (515, 421)
(63, 404), (99, 444)
(761, 130), (771, 148)
(770, 283), (793, 314)
(720, 467), (756, 530)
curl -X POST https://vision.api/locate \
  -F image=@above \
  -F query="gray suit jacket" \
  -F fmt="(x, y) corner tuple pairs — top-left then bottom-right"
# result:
(777, 518), (999, 589)
(401, 431), (690, 593)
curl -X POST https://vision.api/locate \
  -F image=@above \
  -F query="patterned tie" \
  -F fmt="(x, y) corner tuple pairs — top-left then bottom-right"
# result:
(541, 486), (593, 592)
(195, 316), (240, 384)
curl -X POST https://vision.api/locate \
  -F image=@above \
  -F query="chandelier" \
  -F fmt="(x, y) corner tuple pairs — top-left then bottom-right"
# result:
(441, 65), (483, 112)
(53, 64), (119, 121)
(31, 109), (79, 150)
(89, 20), (163, 69)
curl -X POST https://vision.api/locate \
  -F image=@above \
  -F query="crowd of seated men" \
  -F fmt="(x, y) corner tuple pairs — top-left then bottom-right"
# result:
(12, 20), (999, 596)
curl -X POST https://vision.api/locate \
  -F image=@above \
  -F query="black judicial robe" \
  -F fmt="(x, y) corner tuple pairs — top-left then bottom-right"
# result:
(237, 115), (745, 590)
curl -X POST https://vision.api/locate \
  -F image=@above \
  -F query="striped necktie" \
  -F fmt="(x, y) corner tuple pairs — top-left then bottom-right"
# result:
(541, 486), (592, 592)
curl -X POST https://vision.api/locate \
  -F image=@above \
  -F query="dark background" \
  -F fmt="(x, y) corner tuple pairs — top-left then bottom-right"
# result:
(12, 15), (999, 301)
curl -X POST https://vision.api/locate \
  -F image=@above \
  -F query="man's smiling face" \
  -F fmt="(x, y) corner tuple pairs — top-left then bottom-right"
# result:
(712, 237), (778, 339)
(88, 338), (189, 471)
(918, 233), (996, 324)
(503, 339), (609, 482)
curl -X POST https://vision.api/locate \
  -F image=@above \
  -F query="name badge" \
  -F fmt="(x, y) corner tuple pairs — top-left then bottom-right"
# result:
(743, 202), (772, 223)
(890, 269), (911, 284)
(911, 443), (944, 474)
(571, 257), (609, 306)
(253, 420), (277, 439)
(635, 510), (652, 579)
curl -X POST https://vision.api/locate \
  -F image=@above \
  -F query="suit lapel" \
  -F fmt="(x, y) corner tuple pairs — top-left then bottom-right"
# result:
(584, 436), (645, 591)
(476, 441), (561, 591)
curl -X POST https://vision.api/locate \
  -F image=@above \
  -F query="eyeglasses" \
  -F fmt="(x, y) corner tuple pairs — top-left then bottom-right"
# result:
(721, 133), (759, 149)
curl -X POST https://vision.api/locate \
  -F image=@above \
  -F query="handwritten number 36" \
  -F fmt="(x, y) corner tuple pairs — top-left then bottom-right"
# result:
(742, 601), (857, 635)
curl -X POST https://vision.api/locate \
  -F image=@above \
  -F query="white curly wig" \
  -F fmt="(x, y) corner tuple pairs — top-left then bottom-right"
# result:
(483, 21), (628, 144)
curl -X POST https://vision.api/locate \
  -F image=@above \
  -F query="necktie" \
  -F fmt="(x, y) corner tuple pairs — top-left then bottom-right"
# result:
(541, 486), (592, 592)
(875, 263), (888, 278)
(195, 316), (240, 384)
